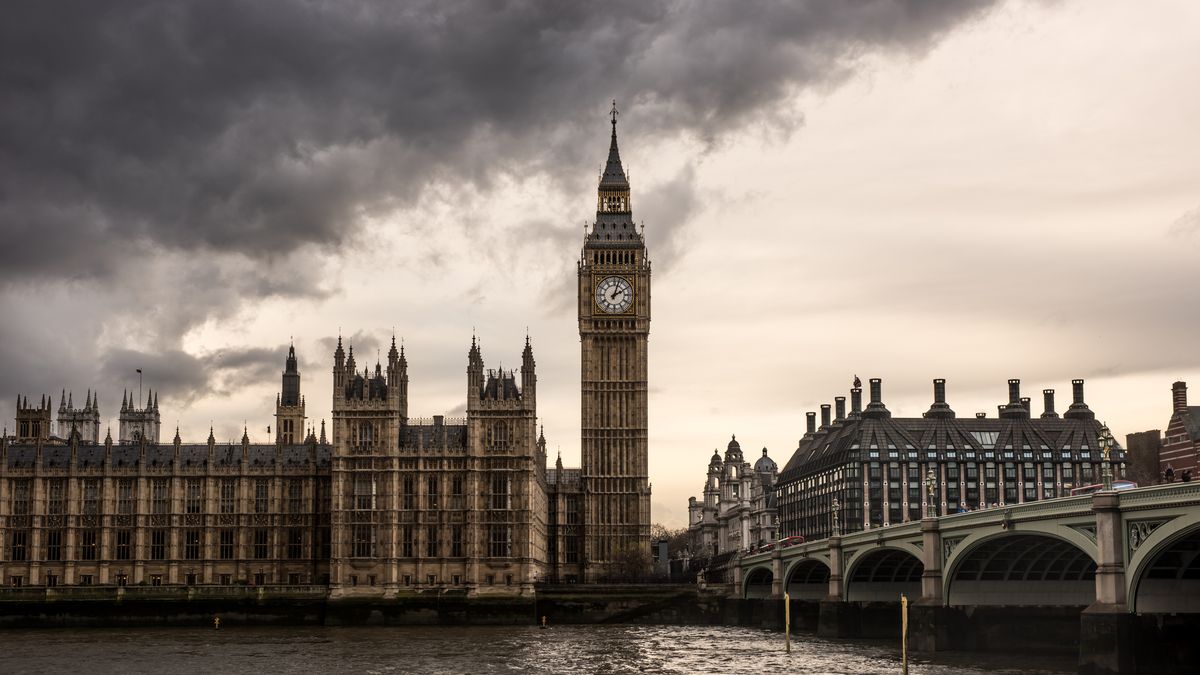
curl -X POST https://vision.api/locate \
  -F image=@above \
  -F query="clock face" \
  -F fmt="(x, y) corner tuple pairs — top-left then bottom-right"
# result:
(595, 276), (634, 313)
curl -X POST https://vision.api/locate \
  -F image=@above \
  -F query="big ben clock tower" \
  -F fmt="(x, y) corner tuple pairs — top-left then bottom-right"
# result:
(578, 102), (651, 579)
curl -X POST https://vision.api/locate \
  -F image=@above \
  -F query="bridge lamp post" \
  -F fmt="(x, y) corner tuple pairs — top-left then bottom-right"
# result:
(831, 498), (841, 537)
(1099, 423), (1115, 491)
(924, 469), (938, 519)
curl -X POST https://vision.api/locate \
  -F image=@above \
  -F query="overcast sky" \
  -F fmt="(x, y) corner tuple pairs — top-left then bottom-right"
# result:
(3, 0), (1198, 527)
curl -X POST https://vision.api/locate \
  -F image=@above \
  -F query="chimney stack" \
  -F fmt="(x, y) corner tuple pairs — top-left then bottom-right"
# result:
(1064, 379), (1095, 420)
(924, 378), (955, 419)
(863, 378), (891, 418)
(820, 404), (832, 430)
(1042, 389), (1058, 418)
(1173, 381), (1188, 413)
(850, 388), (863, 418)
(805, 412), (816, 435)
(834, 397), (846, 422)
(1001, 379), (1030, 419)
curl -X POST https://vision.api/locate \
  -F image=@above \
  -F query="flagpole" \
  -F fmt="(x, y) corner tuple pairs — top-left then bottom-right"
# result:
(137, 369), (143, 405)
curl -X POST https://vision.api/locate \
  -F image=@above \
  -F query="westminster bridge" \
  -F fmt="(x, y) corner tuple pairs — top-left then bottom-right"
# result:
(737, 482), (1200, 674)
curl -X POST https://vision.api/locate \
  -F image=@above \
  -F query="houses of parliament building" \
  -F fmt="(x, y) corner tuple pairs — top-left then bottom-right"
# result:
(0, 108), (653, 594)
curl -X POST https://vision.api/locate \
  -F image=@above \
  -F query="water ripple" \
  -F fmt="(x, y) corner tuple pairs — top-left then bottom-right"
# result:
(0, 624), (1074, 674)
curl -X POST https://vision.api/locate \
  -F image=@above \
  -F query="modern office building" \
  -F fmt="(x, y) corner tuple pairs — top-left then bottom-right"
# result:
(776, 378), (1127, 540)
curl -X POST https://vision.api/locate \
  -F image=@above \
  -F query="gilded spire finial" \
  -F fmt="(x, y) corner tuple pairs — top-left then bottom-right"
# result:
(610, 99), (619, 129)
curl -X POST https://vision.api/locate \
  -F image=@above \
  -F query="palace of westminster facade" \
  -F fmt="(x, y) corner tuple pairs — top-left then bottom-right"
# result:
(0, 109), (653, 594)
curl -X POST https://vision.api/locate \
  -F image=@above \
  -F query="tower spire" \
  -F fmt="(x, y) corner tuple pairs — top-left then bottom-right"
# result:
(600, 100), (629, 193)
(592, 100), (633, 233)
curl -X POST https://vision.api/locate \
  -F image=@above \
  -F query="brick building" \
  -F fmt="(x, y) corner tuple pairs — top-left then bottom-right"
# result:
(1124, 429), (1163, 486)
(1158, 381), (1199, 479)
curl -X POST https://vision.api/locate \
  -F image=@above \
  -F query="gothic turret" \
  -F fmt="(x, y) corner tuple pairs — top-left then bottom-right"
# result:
(276, 343), (307, 445)
(331, 332), (403, 460)
(57, 388), (102, 443)
(119, 387), (161, 444)
(15, 395), (52, 443)
(386, 336), (409, 420)
(282, 343), (300, 406)
(333, 335), (346, 392)
(467, 335), (484, 409)
(521, 334), (537, 408)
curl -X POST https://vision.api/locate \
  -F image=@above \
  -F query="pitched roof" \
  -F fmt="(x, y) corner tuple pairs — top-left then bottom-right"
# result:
(780, 412), (1123, 484)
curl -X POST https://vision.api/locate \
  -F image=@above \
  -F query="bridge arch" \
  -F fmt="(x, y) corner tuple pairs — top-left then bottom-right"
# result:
(784, 558), (831, 600)
(845, 547), (923, 602)
(743, 565), (774, 599)
(1128, 513), (1200, 614)
(945, 532), (1096, 606)
(942, 521), (1099, 581)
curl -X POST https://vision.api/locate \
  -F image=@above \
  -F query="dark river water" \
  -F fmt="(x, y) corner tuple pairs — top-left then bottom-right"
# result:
(0, 625), (1075, 674)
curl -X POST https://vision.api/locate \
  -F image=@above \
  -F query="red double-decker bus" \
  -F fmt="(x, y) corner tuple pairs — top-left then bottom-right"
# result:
(1069, 480), (1137, 496)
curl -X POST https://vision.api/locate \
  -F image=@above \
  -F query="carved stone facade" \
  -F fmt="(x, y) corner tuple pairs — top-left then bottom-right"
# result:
(686, 437), (779, 564)
(0, 109), (651, 591)
(0, 353), (332, 589)
(572, 104), (652, 581)
(328, 336), (547, 597)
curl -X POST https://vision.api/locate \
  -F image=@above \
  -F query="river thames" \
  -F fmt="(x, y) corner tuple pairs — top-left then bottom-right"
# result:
(0, 624), (1075, 674)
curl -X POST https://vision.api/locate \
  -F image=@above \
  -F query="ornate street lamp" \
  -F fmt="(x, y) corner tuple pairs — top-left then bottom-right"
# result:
(924, 469), (938, 519)
(1099, 423), (1114, 490)
(831, 497), (841, 537)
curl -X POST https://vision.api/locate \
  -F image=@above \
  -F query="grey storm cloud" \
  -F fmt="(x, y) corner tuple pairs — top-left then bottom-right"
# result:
(1, 0), (999, 282)
(0, 0), (1001, 414)
(101, 344), (288, 404)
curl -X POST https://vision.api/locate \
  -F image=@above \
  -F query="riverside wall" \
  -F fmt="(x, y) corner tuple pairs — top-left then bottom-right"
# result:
(0, 585), (730, 628)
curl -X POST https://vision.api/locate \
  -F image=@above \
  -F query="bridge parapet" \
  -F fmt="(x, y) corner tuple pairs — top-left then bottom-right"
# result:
(742, 483), (1200, 606)
(1116, 481), (1200, 509)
